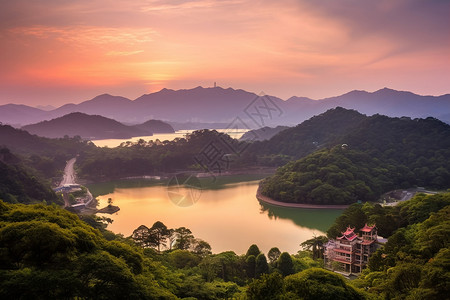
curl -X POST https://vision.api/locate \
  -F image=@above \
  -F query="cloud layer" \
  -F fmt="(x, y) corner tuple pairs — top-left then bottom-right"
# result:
(0, 0), (449, 105)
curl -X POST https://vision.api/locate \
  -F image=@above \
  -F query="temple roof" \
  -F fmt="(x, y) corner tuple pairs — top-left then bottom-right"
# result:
(360, 223), (376, 232)
(337, 226), (358, 241)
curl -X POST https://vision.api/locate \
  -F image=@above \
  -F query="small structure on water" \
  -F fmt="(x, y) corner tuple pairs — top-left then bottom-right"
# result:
(324, 224), (384, 275)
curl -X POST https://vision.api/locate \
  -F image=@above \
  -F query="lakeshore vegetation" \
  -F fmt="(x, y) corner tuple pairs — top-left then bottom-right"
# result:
(0, 192), (448, 299)
(0, 107), (449, 298)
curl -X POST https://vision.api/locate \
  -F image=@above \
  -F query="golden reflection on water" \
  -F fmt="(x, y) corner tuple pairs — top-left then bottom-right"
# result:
(97, 181), (325, 254)
(92, 129), (249, 148)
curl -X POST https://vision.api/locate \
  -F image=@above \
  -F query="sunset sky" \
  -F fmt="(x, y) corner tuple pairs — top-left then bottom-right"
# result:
(1, 0), (449, 106)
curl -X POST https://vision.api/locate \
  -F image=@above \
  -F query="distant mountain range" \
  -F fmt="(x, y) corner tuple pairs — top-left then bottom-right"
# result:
(21, 112), (174, 140)
(1, 87), (449, 127)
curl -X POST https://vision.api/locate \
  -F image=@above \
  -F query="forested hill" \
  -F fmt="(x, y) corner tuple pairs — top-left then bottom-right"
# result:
(0, 123), (94, 156)
(22, 112), (151, 139)
(325, 193), (450, 299)
(240, 125), (290, 142)
(248, 107), (450, 162)
(133, 119), (175, 133)
(0, 148), (59, 204)
(247, 107), (368, 160)
(260, 110), (450, 205)
(0, 124), (95, 188)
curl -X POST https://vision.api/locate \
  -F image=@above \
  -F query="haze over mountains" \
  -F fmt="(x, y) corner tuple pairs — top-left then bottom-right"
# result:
(21, 113), (174, 140)
(1, 87), (449, 128)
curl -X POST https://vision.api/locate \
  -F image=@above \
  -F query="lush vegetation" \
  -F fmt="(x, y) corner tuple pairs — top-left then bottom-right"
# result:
(261, 146), (390, 204)
(6, 194), (446, 299)
(78, 129), (247, 180)
(246, 107), (367, 163)
(0, 201), (176, 299)
(260, 111), (450, 205)
(0, 180), (449, 298)
(3, 108), (449, 192)
(76, 109), (449, 197)
(22, 112), (174, 139)
(327, 192), (450, 238)
(0, 148), (60, 205)
(325, 192), (450, 299)
(0, 124), (95, 182)
(1, 108), (449, 298)
(247, 269), (365, 300)
(0, 200), (339, 299)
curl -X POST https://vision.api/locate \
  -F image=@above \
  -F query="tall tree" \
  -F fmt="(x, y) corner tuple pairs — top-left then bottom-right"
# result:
(255, 253), (269, 278)
(148, 221), (169, 252)
(131, 225), (150, 248)
(174, 227), (194, 250)
(167, 228), (176, 250)
(277, 252), (294, 276)
(192, 239), (212, 257)
(267, 247), (281, 265)
(300, 235), (328, 259)
(246, 255), (256, 279)
(246, 244), (261, 257)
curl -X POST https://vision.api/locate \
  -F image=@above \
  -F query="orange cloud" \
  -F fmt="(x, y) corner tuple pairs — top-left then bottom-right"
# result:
(0, 0), (448, 105)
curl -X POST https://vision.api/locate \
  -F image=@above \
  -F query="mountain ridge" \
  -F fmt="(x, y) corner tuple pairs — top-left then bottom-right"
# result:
(21, 112), (174, 140)
(1, 87), (449, 127)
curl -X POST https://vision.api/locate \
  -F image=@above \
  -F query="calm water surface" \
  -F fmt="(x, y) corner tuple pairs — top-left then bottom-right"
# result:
(92, 129), (249, 148)
(90, 177), (342, 254)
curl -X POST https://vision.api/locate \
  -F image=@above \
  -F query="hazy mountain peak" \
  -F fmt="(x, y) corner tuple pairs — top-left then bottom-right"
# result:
(373, 87), (415, 97)
(21, 112), (146, 139)
(87, 94), (132, 102)
(2, 86), (449, 127)
(339, 89), (369, 98)
(35, 104), (56, 111)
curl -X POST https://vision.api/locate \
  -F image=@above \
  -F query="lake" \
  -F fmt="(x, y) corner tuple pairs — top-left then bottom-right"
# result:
(92, 129), (249, 148)
(89, 175), (342, 255)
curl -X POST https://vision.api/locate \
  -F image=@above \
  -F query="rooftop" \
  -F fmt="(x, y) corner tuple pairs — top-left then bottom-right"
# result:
(360, 223), (376, 232)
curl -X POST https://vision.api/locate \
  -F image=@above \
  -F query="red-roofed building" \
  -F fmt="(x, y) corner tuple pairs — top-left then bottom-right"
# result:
(324, 224), (383, 275)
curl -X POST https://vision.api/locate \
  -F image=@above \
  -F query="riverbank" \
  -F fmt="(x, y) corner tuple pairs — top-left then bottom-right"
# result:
(256, 185), (350, 209)
(80, 166), (278, 185)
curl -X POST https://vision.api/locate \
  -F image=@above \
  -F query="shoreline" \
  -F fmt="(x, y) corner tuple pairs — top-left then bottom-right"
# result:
(80, 167), (278, 185)
(256, 185), (350, 209)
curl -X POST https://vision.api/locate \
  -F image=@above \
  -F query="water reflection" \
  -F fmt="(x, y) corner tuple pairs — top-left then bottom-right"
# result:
(90, 178), (342, 254)
(258, 201), (343, 233)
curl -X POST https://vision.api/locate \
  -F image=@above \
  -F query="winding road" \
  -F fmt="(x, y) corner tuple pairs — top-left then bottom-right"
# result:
(59, 157), (94, 208)
(59, 158), (77, 186)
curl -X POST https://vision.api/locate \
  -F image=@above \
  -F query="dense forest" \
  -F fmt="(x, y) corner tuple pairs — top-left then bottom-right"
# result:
(22, 112), (175, 139)
(0, 107), (449, 298)
(0, 124), (95, 184)
(0, 148), (60, 204)
(326, 192), (450, 299)
(0, 192), (448, 299)
(74, 108), (450, 191)
(2, 108), (449, 193)
(77, 129), (245, 180)
(260, 110), (450, 205)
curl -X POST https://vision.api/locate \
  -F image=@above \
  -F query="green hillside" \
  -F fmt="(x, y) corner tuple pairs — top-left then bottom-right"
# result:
(0, 148), (60, 204)
(22, 112), (149, 139)
(326, 193), (450, 299)
(0, 123), (95, 181)
(260, 110), (450, 205)
(246, 107), (367, 164)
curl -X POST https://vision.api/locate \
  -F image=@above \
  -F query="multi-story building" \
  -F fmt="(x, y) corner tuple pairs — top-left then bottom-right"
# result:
(324, 224), (381, 274)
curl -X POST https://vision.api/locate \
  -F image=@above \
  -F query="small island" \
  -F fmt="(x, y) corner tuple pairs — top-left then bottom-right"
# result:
(96, 205), (120, 214)
(96, 197), (120, 214)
